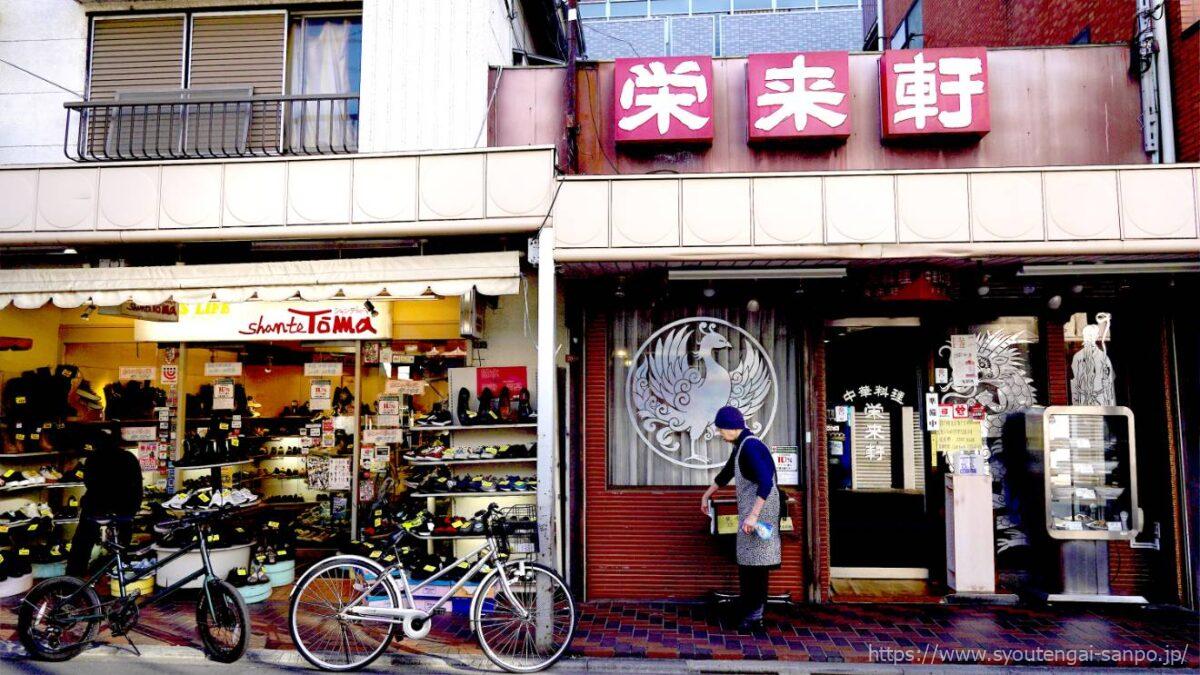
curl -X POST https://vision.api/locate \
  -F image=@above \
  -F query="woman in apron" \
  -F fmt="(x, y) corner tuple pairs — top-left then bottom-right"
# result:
(700, 406), (781, 632)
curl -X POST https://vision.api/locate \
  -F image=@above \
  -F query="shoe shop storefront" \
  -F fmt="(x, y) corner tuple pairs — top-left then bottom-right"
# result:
(0, 250), (550, 601)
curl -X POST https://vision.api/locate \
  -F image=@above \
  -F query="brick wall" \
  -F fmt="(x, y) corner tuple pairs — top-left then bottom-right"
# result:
(1167, 0), (1200, 161)
(583, 18), (667, 59)
(583, 312), (807, 601)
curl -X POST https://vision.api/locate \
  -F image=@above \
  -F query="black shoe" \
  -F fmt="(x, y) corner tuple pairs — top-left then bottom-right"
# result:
(456, 388), (476, 426)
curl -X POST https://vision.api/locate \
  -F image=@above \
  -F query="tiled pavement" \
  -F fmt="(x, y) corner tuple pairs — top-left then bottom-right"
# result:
(2, 590), (1197, 668)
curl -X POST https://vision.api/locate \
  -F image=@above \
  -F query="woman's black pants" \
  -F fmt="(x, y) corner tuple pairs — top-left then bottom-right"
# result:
(738, 564), (770, 621)
(67, 514), (131, 578)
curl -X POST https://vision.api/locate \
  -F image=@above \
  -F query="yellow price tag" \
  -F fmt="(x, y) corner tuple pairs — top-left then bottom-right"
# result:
(14, 396), (26, 404)
(219, 423), (230, 430)
(369, 550), (382, 559)
(28, 523), (38, 532)
(18, 548), (31, 556)
(15, 434), (25, 441)
(267, 521), (280, 529)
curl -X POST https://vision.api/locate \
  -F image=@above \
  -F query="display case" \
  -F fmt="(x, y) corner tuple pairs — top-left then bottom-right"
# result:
(1041, 406), (1139, 540)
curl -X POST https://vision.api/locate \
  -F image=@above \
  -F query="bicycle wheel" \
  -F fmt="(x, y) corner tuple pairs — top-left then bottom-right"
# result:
(195, 579), (249, 663)
(289, 556), (397, 671)
(17, 576), (102, 662)
(473, 561), (576, 673)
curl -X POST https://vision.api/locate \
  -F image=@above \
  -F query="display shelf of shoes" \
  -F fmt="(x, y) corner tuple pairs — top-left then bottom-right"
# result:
(409, 491), (533, 499)
(405, 457), (536, 466)
(0, 481), (84, 494)
(173, 458), (257, 471)
(408, 423), (537, 432)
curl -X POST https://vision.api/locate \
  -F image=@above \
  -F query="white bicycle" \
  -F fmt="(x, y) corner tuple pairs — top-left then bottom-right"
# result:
(288, 503), (575, 672)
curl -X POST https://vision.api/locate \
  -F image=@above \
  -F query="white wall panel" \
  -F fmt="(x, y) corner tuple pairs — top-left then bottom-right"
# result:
(0, 1), (86, 166)
(161, 164), (223, 229)
(352, 157), (417, 223)
(288, 160), (352, 225)
(222, 162), (286, 227)
(1119, 169), (1197, 239)
(487, 150), (555, 218)
(359, 0), (513, 153)
(969, 172), (1044, 241)
(681, 178), (751, 246)
(0, 170), (37, 232)
(1045, 170), (1120, 240)
(36, 168), (96, 231)
(824, 175), (896, 244)
(97, 167), (159, 230)
(897, 174), (969, 242)
(752, 177), (822, 245)
(419, 153), (485, 220)
(611, 180), (679, 247)
(553, 181), (609, 248)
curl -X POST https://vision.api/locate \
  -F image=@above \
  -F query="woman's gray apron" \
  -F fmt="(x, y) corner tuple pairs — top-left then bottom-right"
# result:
(734, 434), (781, 567)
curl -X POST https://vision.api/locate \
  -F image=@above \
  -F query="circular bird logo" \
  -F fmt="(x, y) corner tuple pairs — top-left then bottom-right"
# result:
(627, 317), (778, 470)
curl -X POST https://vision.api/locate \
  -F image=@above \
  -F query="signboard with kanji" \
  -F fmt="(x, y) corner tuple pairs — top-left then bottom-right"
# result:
(613, 56), (714, 144)
(879, 48), (990, 138)
(746, 51), (851, 141)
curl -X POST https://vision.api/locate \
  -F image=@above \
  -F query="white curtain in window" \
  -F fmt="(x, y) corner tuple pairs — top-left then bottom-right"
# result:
(290, 18), (356, 151)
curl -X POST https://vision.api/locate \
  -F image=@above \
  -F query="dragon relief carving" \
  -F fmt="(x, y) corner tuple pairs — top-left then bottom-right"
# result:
(629, 319), (777, 469)
(939, 330), (1036, 438)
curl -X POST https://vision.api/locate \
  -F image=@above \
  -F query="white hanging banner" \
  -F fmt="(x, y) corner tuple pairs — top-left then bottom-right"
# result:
(118, 366), (155, 381)
(205, 362), (243, 377)
(135, 301), (392, 343)
(304, 362), (344, 377)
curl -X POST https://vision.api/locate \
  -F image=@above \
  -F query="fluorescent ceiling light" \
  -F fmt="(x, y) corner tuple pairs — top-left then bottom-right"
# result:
(668, 267), (847, 281)
(1018, 262), (1199, 276)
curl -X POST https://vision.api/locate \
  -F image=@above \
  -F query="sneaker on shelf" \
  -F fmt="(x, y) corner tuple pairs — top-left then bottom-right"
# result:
(38, 466), (61, 483)
(162, 491), (190, 510)
(21, 470), (45, 485)
(426, 405), (454, 427)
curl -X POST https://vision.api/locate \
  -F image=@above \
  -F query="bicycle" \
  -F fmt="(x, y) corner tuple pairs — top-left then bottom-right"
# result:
(17, 508), (250, 663)
(288, 503), (575, 673)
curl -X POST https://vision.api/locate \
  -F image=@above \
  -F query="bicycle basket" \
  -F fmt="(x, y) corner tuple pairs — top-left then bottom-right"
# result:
(491, 503), (538, 556)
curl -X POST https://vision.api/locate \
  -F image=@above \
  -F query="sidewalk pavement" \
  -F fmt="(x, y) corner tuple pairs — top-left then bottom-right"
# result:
(1, 589), (1196, 670)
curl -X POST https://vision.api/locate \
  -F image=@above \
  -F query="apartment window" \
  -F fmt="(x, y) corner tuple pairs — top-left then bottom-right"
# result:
(651, 0), (691, 15)
(579, 0), (608, 18)
(777, 0), (816, 8)
(80, 7), (360, 159)
(287, 13), (363, 151)
(609, 0), (650, 17)
(733, 0), (774, 11)
(891, 0), (923, 48)
(692, 0), (732, 13)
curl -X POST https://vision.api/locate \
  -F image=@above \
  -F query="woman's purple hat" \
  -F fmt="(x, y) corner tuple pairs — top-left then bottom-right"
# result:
(714, 406), (746, 430)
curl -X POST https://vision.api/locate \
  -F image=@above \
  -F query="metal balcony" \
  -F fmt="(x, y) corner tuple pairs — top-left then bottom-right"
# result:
(63, 91), (359, 162)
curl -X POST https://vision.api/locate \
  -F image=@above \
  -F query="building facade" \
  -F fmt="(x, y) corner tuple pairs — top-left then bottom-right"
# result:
(578, 0), (865, 58)
(490, 34), (1199, 608)
(0, 0), (572, 595)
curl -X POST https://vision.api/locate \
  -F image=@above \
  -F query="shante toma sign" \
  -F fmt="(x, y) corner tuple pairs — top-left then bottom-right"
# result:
(134, 301), (392, 342)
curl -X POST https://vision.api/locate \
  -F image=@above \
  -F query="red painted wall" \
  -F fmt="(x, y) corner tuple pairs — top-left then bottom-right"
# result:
(583, 312), (805, 601)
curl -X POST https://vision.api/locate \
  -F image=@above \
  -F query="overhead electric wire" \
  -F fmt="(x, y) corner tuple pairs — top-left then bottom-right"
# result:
(0, 57), (83, 97)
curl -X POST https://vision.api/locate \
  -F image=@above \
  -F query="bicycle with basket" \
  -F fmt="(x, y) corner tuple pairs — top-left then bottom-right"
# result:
(288, 502), (575, 673)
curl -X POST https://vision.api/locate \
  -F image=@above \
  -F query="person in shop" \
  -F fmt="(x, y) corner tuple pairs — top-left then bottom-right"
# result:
(67, 429), (144, 577)
(700, 406), (781, 632)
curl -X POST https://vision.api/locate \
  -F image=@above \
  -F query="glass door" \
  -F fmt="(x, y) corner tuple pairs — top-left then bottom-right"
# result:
(825, 319), (935, 587)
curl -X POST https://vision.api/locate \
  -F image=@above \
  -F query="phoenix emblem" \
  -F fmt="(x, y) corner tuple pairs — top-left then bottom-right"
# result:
(627, 318), (777, 469)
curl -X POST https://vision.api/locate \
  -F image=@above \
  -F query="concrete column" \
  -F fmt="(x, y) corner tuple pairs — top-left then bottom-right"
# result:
(536, 226), (557, 571)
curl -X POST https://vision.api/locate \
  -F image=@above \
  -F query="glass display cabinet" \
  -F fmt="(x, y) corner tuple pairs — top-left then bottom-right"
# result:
(1041, 406), (1139, 540)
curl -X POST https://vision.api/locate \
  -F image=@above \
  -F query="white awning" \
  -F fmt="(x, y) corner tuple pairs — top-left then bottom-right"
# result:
(0, 251), (522, 310)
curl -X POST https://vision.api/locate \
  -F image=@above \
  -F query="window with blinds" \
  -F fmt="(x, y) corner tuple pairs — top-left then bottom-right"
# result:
(85, 11), (286, 156)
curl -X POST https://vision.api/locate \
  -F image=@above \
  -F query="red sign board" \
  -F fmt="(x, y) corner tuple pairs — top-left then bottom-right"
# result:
(879, 48), (990, 138)
(746, 51), (851, 142)
(613, 56), (714, 145)
(476, 366), (528, 397)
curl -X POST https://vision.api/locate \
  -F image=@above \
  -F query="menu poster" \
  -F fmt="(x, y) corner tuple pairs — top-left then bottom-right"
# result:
(930, 418), (985, 467)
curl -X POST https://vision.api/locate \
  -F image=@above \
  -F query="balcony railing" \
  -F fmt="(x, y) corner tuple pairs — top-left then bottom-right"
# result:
(63, 91), (359, 162)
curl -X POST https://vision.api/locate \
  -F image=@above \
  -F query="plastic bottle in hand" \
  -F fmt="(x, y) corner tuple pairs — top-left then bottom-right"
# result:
(753, 521), (773, 540)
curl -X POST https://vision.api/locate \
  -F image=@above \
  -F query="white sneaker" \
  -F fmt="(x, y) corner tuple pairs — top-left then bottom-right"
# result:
(163, 491), (190, 509)
(233, 488), (259, 505)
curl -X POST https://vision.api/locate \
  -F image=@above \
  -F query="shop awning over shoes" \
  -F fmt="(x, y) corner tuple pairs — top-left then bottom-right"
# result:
(0, 251), (522, 309)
